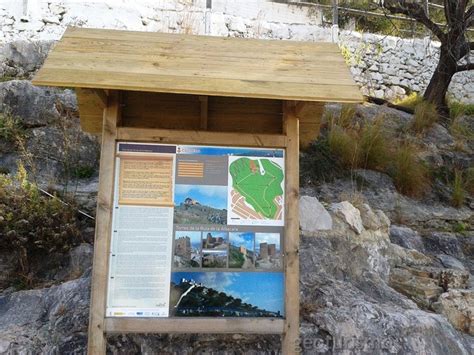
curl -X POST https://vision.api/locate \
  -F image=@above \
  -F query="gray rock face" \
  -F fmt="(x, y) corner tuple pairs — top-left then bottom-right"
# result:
(0, 80), (100, 184)
(0, 41), (52, 79)
(0, 80), (76, 127)
(299, 195), (333, 233)
(423, 232), (465, 259)
(390, 225), (425, 253)
(300, 233), (473, 355)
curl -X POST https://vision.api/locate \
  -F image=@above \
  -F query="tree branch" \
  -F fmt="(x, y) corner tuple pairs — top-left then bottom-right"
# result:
(456, 63), (474, 72)
(382, 1), (446, 41)
(465, 5), (474, 27)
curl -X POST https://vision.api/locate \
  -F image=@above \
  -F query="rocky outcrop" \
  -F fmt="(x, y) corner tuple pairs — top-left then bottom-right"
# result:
(300, 199), (473, 354)
(0, 80), (100, 190)
(434, 289), (474, 335)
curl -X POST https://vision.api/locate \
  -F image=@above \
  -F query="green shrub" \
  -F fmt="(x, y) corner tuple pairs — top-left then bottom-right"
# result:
(0, 164), (83, 289)
(411, 101), (438, 133)
(0, 112), (24, 143)
(451, 170), (466, 208)
(449, 100), (474, 120)
(453, 222), (467, 234)
(72, 165), (96, 179)
(389, 143), (430, 197)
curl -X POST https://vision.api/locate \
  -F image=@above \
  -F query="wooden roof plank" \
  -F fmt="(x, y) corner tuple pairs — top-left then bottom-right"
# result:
(32, 27), (363, 103)
(34, 67), (362, 103)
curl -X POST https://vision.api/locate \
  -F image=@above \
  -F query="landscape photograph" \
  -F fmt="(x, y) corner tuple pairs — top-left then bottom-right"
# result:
(202, 231), (228, 250)
(170, 272), (284, 317)
(229, 232), (255, 269)
(173, 184), (227, 225)
(202, 250), (228, 268)
(255, 233), (282, 270)
(173, 231), (201, 268)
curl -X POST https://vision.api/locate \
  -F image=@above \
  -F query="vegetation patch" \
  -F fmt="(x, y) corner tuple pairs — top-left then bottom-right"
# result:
(388, 142), (430, 198)
(410, 101), (438, 133)
(0, 164), (85, 289)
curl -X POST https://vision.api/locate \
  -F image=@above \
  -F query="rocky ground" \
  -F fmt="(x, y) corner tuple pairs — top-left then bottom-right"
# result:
(0, 41), (473, 354)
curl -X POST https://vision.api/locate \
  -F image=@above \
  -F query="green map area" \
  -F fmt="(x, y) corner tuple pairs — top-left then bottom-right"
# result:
(229, 157), (284, 219)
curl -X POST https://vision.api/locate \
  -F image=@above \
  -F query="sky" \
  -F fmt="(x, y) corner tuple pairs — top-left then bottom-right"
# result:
(171, 271), (284, 314)
(174, 184), (227, 209)
(175, 231), (201, 249)
(229, 232), (254, 251)
(255, 233), (280, 251)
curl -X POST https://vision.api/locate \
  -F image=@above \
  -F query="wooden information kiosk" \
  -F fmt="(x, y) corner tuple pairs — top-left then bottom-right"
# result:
(32, 27), (362, 354)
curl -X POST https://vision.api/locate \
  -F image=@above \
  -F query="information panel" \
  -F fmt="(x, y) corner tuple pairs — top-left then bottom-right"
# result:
(107, 142), (285, 318)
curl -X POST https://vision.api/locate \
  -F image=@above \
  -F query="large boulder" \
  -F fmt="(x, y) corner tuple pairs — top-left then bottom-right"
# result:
(299, 195), (333, 233)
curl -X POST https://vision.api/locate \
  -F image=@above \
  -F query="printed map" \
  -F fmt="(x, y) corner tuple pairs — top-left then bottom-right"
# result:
(228, 157), (284, 224)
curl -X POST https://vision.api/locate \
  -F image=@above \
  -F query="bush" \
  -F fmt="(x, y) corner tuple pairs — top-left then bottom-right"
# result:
(0, 112), (24, 143)
(449, 100), (474, 120)
(0, 164), (83, 288)
(388, 142), (430, 197)
(451, 170), (466, 208)
(72, 165), (96, 179)
(411, 101), (438, 133)
(328, 124), (359, 168)
(358, 118), (389, 170)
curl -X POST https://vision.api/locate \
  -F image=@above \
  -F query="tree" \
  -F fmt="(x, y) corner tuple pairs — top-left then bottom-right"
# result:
(380, 0), (473, 117)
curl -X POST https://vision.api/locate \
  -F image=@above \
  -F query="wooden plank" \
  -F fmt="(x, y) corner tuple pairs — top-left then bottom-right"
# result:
(62, 27), (341, 53)
(296, 102), (324, 148)
(104, 317), (284, 334)
(199, 95), (208, 130)
(76, 88), (107, 134)
(282, 102), (300, 355)
(87, 91), (121, 355)
(32, 27), (364, 104)
(34, 67), (363, 103)
(39, 52), (356, 86)
(117, 127), (287, 148)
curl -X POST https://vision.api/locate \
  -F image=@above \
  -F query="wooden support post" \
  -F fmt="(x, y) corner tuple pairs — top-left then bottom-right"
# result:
(88, 90), (121, 355)
(199, 95), (208, 130)
(282, 101), (300, 354)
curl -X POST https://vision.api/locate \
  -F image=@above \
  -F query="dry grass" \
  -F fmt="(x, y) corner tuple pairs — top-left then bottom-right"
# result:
(328, 124), (359, 168)
(358, 118), (389, 170)
(389, 142), (430, 197)
(411, 100), (438, 133)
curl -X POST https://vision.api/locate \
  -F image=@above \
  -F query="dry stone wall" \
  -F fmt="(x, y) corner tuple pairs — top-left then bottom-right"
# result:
(0, 0), (472, 103)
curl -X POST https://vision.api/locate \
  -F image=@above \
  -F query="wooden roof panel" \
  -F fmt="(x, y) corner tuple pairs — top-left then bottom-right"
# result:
(32, 27), (363, 103)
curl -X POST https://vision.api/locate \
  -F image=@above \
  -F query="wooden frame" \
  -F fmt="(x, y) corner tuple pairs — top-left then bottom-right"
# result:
(87, 92), (301, 354)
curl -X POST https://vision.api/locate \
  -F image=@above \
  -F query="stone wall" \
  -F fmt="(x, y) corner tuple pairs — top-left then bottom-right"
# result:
(340, 31), (474, 104)
(0, 0), (472, 103)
